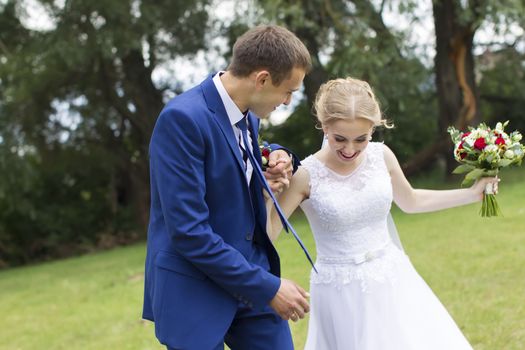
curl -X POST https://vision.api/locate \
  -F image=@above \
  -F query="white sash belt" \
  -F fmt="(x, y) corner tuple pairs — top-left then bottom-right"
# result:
(317, 241), (392, 265)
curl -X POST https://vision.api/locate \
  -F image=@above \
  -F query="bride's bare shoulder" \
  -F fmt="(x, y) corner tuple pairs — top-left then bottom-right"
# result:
(381, 143), (401, 171)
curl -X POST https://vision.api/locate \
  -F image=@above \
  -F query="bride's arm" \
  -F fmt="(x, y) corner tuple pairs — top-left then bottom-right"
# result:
(266, 166), (310, 241)
(383, 144), (498, 214)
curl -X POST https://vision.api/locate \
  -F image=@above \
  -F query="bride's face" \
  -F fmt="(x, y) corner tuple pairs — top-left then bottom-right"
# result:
(323, 118), (374, 163)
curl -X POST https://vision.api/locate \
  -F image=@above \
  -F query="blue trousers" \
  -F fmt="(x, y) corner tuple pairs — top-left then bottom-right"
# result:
(167, 302), (293, 349)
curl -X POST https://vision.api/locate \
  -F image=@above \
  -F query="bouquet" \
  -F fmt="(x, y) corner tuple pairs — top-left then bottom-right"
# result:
(448, 121), (525, 217)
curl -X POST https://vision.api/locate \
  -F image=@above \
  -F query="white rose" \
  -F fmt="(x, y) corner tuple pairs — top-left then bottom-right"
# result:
(512, 133), (523, 142)
(496, 122), (503, 131)
(465, 137), (475, 147)
(479, 130), (489, 138)
(485, 144), (498, 153)
(504, 150), (514, 159)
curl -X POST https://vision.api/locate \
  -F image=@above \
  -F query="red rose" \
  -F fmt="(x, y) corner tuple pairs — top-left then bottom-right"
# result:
(262, 148), (271, 158)
(495, 137), (505, 146)
(474, 137), (486, 150)
(457, 142), (467, 159)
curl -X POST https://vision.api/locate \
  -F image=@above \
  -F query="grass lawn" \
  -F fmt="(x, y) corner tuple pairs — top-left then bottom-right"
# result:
(1, 168), (524, 349)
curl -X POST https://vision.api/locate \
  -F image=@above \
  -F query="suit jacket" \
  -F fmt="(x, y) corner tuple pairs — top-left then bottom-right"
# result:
(142, 75), (283, 348)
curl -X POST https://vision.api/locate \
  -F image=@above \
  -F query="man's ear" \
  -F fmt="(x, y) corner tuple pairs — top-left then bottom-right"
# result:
(254, 70), (271, 89)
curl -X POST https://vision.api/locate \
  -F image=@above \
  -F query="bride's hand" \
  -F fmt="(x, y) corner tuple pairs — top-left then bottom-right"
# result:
(264, 150), (292, 193)
(471, 176), (500, 199)
(262, 177), (287, 200)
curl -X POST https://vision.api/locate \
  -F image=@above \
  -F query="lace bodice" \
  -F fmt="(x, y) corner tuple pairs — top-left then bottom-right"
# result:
(300, 142), (405, 289)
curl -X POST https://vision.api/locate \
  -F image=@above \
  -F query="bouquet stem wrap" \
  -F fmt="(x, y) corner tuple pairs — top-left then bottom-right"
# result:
(481, 175), (501, 217)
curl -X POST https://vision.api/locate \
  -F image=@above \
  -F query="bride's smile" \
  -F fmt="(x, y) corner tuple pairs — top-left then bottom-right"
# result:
(337, 149), (360, 161)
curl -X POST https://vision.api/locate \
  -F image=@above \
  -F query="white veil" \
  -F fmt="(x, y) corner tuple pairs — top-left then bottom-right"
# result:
(321, 135), (404, 251)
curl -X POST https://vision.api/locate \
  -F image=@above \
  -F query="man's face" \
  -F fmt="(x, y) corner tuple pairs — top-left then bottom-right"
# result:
(250, 67), (305, 119)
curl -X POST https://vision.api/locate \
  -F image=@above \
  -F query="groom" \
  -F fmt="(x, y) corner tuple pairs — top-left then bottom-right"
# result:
(142, 25), (312, 349)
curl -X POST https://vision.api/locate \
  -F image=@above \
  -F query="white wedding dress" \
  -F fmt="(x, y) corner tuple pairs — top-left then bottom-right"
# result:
(300, 142), (473, 350)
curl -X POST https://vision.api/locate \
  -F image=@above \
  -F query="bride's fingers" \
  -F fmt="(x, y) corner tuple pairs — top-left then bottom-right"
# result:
(269, 177), (290, 193)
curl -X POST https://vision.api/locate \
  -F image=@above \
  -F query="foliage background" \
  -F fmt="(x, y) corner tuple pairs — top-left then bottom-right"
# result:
(0, 0), (524, 267)
(1, 1), (524, 349)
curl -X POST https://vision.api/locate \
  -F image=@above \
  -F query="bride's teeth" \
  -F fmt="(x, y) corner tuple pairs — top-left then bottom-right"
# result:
(340, 151), (358, 159)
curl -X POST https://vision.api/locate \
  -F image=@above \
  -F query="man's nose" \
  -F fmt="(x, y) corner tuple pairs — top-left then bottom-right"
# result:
(283, 95), (292, 106)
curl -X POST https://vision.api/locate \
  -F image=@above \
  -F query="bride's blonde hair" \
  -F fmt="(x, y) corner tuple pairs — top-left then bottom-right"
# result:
(314, 77), (393, 128)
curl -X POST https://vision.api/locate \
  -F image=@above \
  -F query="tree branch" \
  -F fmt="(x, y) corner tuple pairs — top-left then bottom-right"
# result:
(97, 57), (142, 131)
(402, 137), (450, 177)
(0, 38), (11, 57)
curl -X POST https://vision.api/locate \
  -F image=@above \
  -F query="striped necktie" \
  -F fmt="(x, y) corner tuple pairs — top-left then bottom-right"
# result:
(238, 129), (248, 170)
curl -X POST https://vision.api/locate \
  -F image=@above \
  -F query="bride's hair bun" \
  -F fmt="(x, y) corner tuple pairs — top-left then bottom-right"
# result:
(313, 77), (393, 129)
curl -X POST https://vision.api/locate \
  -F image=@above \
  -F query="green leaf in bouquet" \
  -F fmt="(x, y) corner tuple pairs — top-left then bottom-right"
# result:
(447, 126), (461, 142)
(461, 168), (485, 186)
(461, 178), (475, 186)
(497, 159), (513, 167)
(463, 159), (479, 166)
(452, 164), (475, 174)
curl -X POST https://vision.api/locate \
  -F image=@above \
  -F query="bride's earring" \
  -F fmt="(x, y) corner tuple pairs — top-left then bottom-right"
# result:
(322, 134), (329, 148)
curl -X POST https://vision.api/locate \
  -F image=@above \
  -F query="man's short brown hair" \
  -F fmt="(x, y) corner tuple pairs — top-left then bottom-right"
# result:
(228, 25), (312, 86)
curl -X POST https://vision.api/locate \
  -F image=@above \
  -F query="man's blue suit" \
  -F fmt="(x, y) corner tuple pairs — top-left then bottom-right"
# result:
(142, 75), (295, 349)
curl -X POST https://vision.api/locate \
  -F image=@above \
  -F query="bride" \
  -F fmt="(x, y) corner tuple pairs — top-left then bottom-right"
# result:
(266, 77), (499, 349)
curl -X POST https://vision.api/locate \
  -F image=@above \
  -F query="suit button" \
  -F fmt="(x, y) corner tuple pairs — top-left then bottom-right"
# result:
(245, 233), (253, 241)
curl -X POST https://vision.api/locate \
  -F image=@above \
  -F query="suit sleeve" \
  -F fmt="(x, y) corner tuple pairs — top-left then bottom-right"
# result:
(150, 108), (280, 310)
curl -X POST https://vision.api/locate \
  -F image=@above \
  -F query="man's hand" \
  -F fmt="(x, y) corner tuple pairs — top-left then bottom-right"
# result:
(264, 150), (293, 193)
(269, 278), (310, 322)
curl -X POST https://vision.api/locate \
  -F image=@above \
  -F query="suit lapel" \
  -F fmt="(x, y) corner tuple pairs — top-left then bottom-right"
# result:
(201, 77), (266, 229)
(200, 76), (246, 173)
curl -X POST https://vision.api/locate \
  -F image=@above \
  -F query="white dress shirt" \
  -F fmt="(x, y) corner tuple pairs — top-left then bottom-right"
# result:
(212, 72), (254, 183)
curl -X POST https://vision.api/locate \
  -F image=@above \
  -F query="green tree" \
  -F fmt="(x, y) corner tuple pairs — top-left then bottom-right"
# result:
(0, 0), (211, 265)
(405, 0), (525, 175)
(251, 0), (436, 166)
(254, 0), (524, 175)
(478, 47), (525, 131)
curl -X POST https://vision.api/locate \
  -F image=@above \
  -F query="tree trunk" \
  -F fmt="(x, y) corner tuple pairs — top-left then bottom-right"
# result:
(120, 50), (164, 230)
(432, 0), (480, 175)
(99, 49), (165, 231)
